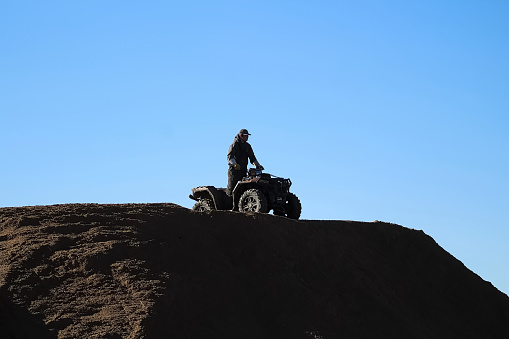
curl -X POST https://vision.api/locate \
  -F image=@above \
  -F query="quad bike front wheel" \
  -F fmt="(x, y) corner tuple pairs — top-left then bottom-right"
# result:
(192, 199), (214, 212)
(274, 192), (301, 219)
(238, 188), (268, 213)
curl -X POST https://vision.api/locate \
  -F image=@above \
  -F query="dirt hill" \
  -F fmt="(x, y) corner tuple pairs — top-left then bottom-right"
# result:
(1, 203), (508, 338)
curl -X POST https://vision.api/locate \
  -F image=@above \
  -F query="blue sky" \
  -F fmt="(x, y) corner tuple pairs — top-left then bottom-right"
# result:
(2, 1), (508, 294)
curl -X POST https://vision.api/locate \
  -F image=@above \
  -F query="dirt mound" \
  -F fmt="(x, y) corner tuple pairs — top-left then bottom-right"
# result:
(1, 203), (508, 338)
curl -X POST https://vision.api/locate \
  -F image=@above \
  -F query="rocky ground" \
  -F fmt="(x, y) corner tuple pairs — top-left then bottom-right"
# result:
(1, 203), (508, 338)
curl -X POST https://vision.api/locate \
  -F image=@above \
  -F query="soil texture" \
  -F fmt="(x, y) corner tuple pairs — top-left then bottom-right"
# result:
(1, 203), (508, 338)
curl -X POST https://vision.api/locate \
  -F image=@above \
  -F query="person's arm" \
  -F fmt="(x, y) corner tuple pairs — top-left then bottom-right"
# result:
(248, 144), (263, 169)
(227, 142), (241, 169)
(227, 142), (237, 165)
(253, 160), (263, 169)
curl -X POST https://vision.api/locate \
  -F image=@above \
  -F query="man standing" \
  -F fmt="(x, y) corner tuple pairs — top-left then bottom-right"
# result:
(227, 128), (263, 196)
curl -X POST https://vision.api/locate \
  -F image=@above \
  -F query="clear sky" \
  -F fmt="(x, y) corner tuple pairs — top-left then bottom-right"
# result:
(2, 1), (508, 294)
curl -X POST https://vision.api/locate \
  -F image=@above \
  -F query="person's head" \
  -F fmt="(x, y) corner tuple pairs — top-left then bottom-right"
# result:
(238, 128), (251, 142)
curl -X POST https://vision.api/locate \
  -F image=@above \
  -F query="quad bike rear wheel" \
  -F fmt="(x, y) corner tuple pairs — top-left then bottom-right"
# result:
(192, 199), (214, 212)
(238, 188), (268, 213)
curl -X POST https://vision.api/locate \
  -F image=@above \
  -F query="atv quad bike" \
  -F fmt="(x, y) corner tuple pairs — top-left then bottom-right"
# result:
(189, 168), (301, 219)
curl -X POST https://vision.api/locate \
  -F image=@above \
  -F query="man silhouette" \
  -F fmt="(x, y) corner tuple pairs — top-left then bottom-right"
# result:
(226, 128), (263, 196)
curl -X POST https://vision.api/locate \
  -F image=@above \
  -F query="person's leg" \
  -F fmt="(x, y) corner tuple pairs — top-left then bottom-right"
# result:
(227, 169), (244, 196)
(227, 169), (235, 196)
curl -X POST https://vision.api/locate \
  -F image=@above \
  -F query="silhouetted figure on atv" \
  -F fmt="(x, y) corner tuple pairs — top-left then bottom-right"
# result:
(189, 129), (301, 219)
(226, 128), (264, 196)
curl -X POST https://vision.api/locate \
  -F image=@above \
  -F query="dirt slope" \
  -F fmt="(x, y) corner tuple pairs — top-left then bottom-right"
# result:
(1, 203), (508, 338)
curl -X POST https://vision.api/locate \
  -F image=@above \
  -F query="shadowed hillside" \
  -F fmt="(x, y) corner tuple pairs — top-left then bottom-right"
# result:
(1, 203), (508, 338)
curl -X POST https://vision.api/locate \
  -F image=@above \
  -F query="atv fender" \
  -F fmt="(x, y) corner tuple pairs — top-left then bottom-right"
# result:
(189, 186), (231, 210)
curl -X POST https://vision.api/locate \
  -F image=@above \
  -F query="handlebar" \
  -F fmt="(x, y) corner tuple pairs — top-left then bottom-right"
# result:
(248, 167), (264, 176)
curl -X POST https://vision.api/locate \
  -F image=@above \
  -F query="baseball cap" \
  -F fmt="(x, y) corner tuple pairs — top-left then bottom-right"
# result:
(239, 129), (251, 135)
